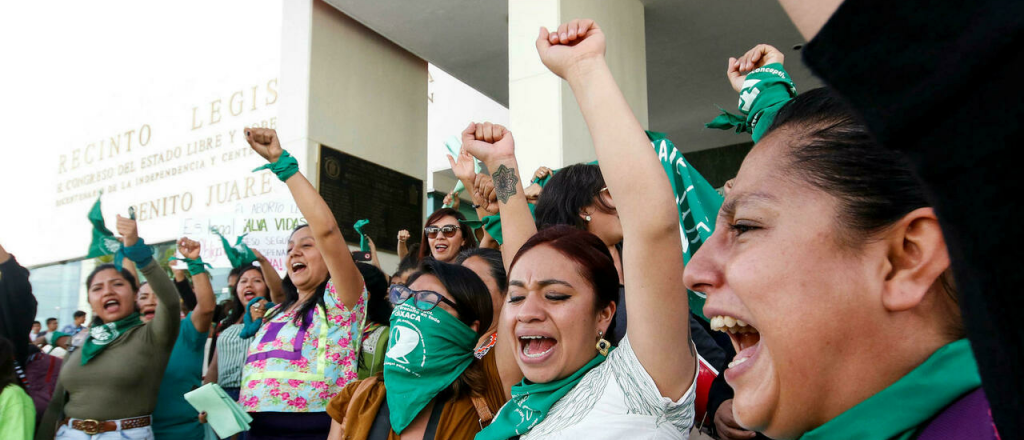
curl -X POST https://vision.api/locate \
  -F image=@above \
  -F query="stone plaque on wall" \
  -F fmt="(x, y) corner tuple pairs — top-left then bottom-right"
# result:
(318, 145), (423, 253)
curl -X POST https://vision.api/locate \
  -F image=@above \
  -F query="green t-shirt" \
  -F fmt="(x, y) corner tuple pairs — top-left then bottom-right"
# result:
(152, 312), (208, 440)
(800, 339), (981, 440)
(0, 384), (35, 440)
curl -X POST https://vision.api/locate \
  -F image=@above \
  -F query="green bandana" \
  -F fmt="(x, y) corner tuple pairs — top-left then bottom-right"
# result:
(649, 131), (721, 322)
(800, 339), (981, 440)
(85, 194), (122, 260)
(353, 219), (371, 252)
(477, 349), (613, 440)
(705, 63), (797, 143)
(80, 312), (144, 365)
(169, 256), (212, 276)
(213, 229), (257, 269)
(252, 150), (299, 182)
(383, 303), (478, 433)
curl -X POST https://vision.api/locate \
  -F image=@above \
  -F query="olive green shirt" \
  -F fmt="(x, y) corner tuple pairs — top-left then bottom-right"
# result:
(36, 260), (180, 440)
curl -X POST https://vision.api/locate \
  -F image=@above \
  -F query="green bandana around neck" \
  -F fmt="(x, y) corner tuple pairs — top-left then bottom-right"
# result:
(213, 229), (257, 269)
(383, 303), (478, 433)
(354, 219), (371, 252)
(80, 312), (144, 365)
(476, 348), (613, 440)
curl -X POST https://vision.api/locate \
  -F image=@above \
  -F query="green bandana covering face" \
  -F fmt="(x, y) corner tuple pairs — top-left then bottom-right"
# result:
(799, 339), (981, 440)
(353, 219), (371, 252)
(80, 312), (144, 365)
(705, 62), (797, 143)
(383, 302), (478, 433)
(477, 349), (613, 440)
(648, 131), (721, 322)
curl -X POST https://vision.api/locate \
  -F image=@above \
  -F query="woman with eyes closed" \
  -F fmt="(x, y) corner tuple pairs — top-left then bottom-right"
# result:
(683, 88), (992, 439)
(466, 19), (698, 440)
(38, 216), (180, 440)
(238, 128), (368, 440)
(417, 208), (477, 263)
(326, 260), (507, 440)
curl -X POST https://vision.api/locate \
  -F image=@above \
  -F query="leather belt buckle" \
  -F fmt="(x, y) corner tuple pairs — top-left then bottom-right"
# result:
(80, 419), (101, 435)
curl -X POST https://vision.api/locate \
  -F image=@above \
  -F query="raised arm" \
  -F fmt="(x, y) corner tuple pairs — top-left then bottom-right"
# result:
(396, 230), (410, 260)
(461, 123), (535, 272)
(116, 215), (180, 348)
(180, 238), (217, 334)
(538, 19), (695, 399)
(253, 248), (284, 304)
(244, 128), (363, 309)
(173, 268), (198, 311)
(366, 237), (382, 270)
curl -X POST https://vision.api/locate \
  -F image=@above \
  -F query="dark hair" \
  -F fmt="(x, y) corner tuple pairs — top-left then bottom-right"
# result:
(266, 225), (329, 329)
(221, 264), (265, 328)
(357, 263), (391, 326)
(509, 225), (619, 338)
(404, 260), (493, 400)
(46, 318), (57, 324)
(73, 311), (86, 319)
(534, 164), (616, 231)
(392, 249), (422, 283)
(456, 248), (508, 296)
(765, 87), (960, 335)
(417, 208), (478, 261)
(85, 264), (139, 293)
(0, 337), (19, 392)
(32, 321), (40, 326)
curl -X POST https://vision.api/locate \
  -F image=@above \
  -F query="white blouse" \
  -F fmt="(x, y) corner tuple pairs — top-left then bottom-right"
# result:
(520, 336), (697, 440)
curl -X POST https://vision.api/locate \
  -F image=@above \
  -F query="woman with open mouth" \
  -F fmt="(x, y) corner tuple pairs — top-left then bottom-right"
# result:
(239, 128), (369, 440)
(417, 208), (478, 263)
(130, 237), (217, 440)
(38, 215), (181, 440)
(683, 88), (992, 439)
(467, 18), (699, 440)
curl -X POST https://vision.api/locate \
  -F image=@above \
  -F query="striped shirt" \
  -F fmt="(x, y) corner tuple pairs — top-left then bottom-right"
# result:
(217, 324), (251, 389)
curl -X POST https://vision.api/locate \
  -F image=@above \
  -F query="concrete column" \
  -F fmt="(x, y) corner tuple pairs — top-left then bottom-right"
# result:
(278, 0), (428, 272)
(509, 0), (647, 174)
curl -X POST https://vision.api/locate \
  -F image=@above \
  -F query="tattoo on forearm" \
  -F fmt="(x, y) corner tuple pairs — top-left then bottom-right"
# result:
(492, 164), (519, 204)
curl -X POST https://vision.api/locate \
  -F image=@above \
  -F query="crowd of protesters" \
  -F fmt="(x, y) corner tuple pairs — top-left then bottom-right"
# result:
(1, 2), (1020, 440)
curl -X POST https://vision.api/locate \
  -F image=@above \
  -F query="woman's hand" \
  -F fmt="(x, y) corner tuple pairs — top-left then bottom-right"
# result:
(177, 237), (202, 260)
(443, 191), (461, 210)
(397, 230), (410, 243)
(244, 127), (284, 163)
(532, 166), (552, 182)
(461, 122), (515, 166)
(250, 299), (268, 320)
(714, 399), (757, 439)
(473, 173), (499, 214)
(447, 146), (478, 184)
(536, 19), (606, 80)
(727, 44), (785, 92)
(198, 412), (208, 424)
(115, 214), (139, 247)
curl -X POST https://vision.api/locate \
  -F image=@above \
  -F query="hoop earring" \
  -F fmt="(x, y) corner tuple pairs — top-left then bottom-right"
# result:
(596, 331), (610, 356)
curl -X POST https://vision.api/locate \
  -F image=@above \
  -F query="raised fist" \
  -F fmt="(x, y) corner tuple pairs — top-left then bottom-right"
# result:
(536, 19), (606, 80)
(115, 214), (139, 247)
(533, 166), (553, 182)
(177, 237), (202, 260)
(443, 191), (461, 210)
(461, 122), (515, 166)
(727, 44), (785, 92)
(473, 173), (499, 214)
(244, 127), (283, 163)
(397, 230), (411, 243)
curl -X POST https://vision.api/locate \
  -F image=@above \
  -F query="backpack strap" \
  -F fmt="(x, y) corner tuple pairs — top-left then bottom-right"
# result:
(471, 395), (494, 428)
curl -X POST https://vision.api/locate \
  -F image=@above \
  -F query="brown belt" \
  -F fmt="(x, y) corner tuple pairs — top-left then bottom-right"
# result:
(61, 416), (151, 435)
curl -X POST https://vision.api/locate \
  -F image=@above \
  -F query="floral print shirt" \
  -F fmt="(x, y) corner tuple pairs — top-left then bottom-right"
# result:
(239, 280), (366, 413)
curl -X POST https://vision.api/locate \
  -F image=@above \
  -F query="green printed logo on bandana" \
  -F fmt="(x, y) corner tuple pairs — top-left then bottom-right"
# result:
(86, 194), (119, 259)
(383, 303), (477, 433)
(80, 312), (144, 365)
(648, 131), (722, 322)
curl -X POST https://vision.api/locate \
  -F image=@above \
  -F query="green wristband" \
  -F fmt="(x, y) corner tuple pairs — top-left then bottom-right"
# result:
(170, 257), (213, 276)
(252, 150), (299, 182)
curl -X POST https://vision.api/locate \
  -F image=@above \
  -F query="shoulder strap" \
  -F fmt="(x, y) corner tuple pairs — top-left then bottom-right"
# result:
(471, 395), (494, 427)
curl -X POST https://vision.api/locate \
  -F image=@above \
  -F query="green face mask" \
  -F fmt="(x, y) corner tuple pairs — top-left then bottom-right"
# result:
(383, 302), (478, 433)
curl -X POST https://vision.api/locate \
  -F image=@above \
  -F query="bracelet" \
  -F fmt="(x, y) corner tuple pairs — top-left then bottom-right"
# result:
(252, 150), (299, 182)
(471, 204), (482, 209)
(169, 256), (213, 276)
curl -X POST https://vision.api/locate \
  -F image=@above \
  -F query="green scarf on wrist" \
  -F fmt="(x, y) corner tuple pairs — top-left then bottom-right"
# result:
(252, 150), (299, 182)
(80, 312), (144, 365)
(706, 62), (797, 143)
(476, 349), (613, 440)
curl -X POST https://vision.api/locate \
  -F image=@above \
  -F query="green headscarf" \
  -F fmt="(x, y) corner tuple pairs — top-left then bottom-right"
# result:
(476, 349), (613, 440)
(383, 303), (478, 433)
(80, 312), (144, 365)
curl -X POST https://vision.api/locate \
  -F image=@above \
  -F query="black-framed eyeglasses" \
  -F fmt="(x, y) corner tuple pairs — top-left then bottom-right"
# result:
(424, 225), (459, 239)
(389, 284), (459, 312)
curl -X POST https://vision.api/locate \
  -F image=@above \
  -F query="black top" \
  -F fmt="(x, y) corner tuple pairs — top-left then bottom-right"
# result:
(803, 1), (1024, 437)
(0, 255), (37, 366)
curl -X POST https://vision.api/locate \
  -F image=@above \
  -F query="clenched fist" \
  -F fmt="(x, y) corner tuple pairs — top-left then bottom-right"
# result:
(536, 19), (606, 80)
(177, 237), (202, 260)
(116, 214), (139, 247)
(397, 230), (411, 243)
(727, 44), (785, 93)
(244, 127), (283, 163)
(461, 122), (515, 166)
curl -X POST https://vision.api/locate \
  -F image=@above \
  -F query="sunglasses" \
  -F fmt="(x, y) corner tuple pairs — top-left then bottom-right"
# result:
(424, 225), (459, 239)
(389, 284), (459, 312)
